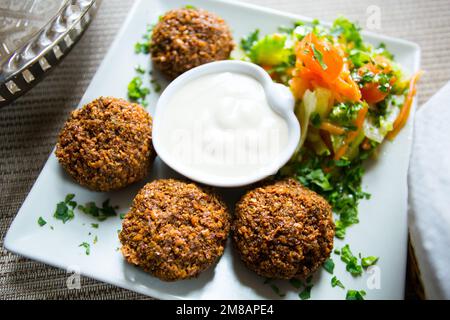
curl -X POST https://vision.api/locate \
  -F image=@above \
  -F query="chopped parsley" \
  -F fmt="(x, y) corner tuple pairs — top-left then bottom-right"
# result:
(151, 78), (162, 93)
(78, 199), (119, 221)
(134, 24), (153, 54)
(184, 4), (197, 9)
(293, 151), (370, 238)
(91, 223), (99, 229)
(93, 235), (98, 244)
(264, 279), (285, 298)
(330, 17), (364, 51)
(135, 42), (149, 54)
(53, 194), (77, 223)
(135, 65), (146, 74)
(79, 242), (90, 255)
(288, 277), (314, 300)
(119, 213), (126, 219)
(361, 256), (379, 268)
(289, 278), (303, 289)
(299, 285), (313, 300)
(340, 244), (363, 276)
(376, 42), (394, 60)
(346, 289), (366, 300)
(269, 284), (285, 297)
(331, 276), (345, 289)
(311, 44), (328, 70)
(37, 216), (47, 227)
(311, 112), (322, 127)
(127, 76), (150, 106)
(354, 69), (394, 93)
(323, 258), (335, 274)
(329, 102), (364, 128)
(240, 29), (260, 53)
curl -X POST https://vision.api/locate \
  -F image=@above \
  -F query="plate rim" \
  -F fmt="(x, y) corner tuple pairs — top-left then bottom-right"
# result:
(4, 0), (422, 300)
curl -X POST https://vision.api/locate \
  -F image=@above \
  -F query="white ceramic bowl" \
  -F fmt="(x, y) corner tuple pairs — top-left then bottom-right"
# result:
(152, 60), (301, 187)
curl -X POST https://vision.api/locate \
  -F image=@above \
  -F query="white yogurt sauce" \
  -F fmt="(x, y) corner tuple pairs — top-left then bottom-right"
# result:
(158, 72), (289, 179)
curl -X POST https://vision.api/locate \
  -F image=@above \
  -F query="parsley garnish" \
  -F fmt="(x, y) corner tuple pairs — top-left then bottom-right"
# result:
(91, 223), (99, 229)
(288, 278), (314, 299)
(184, 4), (197, 9)
(119, 213), (126, 219)
(78, 199), (119, 221)
(311, 44), (328, 70)
(127, 76), (150, 106)
(269, 284), (285, 297)
(79, 242), (90, 255)
(135, 65), (145, 74)
(346, 289), (366, 300)
(151, 78), (162, 93)
(53, 194), (77, 223)
(323, 258), (335, 274)
(299, 285), (313, 300)
(340, 244), (363, 276)
(37, 216), (47, 227)
(240, 29), (260, 53)
(311, 112), (322, 127)
(376, 42), (394, 60)
(289, 278), (303, 289)
(331, 276), (345, 289)
(361, 256), (379, 268)
(292, 150), (371, 238)
(330, 17), (364, 50)
(93, 235), (98, 244)
(329, 102), (364, 128)
(264, 279), (285, 297)
(134, 24), (153, 54)
(134, 42), (149, 54)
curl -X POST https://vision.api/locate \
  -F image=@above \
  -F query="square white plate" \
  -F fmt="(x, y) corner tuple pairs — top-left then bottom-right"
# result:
(4, 0), (421, 299)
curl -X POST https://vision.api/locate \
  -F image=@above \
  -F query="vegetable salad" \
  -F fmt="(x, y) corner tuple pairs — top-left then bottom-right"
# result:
(240, 17), (420, 238)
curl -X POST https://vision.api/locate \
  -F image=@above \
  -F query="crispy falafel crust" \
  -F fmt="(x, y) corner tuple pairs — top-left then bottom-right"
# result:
(55, 97), (154, 191)
(119, 179), (231, 281)
(151, 8), (234, 79)
(233, 178), (335, 279)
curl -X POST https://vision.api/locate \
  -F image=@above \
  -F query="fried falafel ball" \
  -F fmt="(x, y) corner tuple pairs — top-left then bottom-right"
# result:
(233, 178), (335, 279)
(150, 8), (234, 79)
(119, 179), (231, 281)
(55, 97), (154, 191)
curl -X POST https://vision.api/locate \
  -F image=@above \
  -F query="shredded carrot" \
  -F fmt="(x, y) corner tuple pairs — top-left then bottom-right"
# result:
(320, 121), (346, 135)
(334, 105), (368, 160)
(386, 71), (423, 140)
(291, 32), (361, 103)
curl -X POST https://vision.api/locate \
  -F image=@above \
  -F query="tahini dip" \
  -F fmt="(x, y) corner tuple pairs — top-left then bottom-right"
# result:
(158, 71), (289, 179)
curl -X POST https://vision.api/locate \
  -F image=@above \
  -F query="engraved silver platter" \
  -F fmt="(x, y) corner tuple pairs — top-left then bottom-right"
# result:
(0, 0), (101, 108)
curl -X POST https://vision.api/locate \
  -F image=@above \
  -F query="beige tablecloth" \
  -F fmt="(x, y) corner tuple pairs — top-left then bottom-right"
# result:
(1, 0), (449, 299)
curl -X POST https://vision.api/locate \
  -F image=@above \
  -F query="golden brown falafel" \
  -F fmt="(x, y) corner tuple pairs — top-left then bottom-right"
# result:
(55, 97), (154, 191)
(119, 179), (231, 281)
(233, 178), (335, 279)
(150, 8), (234, 79)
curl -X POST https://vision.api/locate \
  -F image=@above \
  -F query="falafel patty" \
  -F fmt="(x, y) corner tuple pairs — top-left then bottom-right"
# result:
(55, 97), (154, 191)
(233, 178), (334, 279)
(151, 8), (234, 79)
(119, 179), (231, 281)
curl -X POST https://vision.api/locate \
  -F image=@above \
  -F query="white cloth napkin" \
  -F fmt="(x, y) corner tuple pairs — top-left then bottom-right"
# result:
(408, 81), (450, 299)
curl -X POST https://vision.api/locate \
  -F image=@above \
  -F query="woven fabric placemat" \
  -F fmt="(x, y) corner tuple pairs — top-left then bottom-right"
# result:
(1, 0), (449, 300)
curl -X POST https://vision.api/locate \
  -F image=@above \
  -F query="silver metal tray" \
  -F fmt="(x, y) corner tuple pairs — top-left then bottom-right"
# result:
(0, 0), (101, 108)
